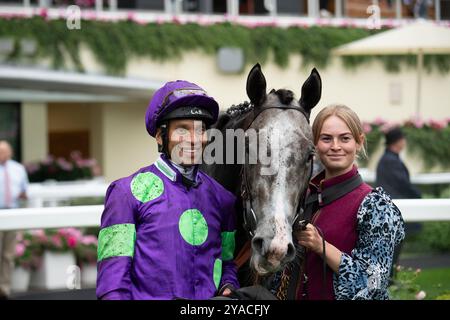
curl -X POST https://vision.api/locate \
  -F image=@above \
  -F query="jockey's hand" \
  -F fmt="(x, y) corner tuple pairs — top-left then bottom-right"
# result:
(218, 283), (235, 297)
(221, 288), (232, 296)
(296, 223), (324, 255)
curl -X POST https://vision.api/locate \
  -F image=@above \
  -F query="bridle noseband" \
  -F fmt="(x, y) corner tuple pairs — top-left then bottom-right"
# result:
(240, 104), (314, 238)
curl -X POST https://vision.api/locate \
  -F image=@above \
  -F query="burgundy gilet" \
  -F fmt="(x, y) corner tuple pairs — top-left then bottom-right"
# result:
(297, 165), (372, 300)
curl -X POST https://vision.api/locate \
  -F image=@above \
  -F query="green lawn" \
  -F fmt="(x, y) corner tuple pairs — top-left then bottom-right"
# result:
(389, 267), (450, 300)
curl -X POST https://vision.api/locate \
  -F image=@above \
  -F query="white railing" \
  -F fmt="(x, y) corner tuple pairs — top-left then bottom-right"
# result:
(359, 169), (450, 185)
(0, 205), (102, 231)
(27, 178), (109, 207)
(1, 199), (449, 231)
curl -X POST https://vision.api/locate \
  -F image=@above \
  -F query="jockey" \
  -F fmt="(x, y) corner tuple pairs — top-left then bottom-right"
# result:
(96, 80), (239, 300)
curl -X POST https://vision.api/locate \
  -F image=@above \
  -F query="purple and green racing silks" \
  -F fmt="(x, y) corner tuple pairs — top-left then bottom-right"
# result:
(96, 154), (239, 300)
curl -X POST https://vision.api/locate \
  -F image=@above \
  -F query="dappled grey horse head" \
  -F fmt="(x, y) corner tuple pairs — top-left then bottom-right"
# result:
(244, 64), (321, 275)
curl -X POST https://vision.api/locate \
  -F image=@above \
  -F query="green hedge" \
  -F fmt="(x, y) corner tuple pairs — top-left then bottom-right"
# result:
(360, 120), (450, 170)
(419, 222), (450, 252)
(1, 17), (450, 75)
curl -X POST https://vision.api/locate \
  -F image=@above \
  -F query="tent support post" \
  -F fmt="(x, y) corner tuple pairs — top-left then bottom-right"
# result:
(416, 50), (423, 118)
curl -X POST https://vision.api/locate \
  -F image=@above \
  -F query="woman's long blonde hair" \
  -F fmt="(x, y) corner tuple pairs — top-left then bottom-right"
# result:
(312, 104), (367, 159)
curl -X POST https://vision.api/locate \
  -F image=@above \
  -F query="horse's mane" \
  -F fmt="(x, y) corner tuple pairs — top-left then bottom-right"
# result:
(212, 101), (254, 132)
(226, 101), (254, 118)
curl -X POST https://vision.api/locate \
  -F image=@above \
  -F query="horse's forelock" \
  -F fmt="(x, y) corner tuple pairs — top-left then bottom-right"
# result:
(273, 89), (294, 106)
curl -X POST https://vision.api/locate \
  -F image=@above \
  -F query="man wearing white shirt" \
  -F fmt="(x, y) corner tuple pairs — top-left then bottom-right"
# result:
(0, 140), (28, 299)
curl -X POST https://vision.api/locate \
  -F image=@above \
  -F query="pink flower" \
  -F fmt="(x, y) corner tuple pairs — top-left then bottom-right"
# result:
(15, 243), (26, 257)
(39, 8), (48, 20)
(412, 117), (424, 128)
(41, 155), (55, 166)
(31, 229), (48, 243)
(75, 0), (95, 7)
(25, 162), (39, 174)
(428, 119), (447, 130)
(70, 150), (83, 161)
(127, 12), (135, 22)
(81, 235), (98, 246)
(59, 228), (82, 242)
(133, 18), (147, 26)
(83, 11), (97, 21)
(362, 122), (372, 134)
(380, 123), (395, 133)
(171, 16), (182, 25)
(156, 17), (165, 25)
(67, 228), (83, 239)
(16, 232), (24, 242)
(57, 158), (73, 171)
(51, 235), (63, 248)
(67, 236), (78, 248)
(373, 117), (387, 126)
(415, 290), (426, 300)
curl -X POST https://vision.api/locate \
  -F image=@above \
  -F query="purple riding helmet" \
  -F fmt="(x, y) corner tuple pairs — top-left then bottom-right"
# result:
(145, 80), (219, 138)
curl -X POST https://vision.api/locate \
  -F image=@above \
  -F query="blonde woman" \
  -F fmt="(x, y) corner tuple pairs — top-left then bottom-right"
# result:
(293, 104), (405, 300)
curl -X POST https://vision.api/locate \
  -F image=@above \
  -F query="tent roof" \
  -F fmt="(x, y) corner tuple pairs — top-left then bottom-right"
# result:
(334, 21), (450, 55)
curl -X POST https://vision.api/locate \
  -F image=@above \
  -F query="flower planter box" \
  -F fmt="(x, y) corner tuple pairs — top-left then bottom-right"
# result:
(29, 251), (77, 290)
(11, 267), (31, 293)
(81, 264), (97, 288)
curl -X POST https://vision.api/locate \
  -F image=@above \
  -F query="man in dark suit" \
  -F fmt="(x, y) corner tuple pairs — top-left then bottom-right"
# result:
(376, 127), (421, 199)
(376, 127), (421, 281)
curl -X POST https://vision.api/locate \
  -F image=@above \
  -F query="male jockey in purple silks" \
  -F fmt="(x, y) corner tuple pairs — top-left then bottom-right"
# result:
(96, 81), (239, 300)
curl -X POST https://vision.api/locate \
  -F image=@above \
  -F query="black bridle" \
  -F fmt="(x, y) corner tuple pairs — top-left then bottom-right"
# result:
(239, 104), (315, 238)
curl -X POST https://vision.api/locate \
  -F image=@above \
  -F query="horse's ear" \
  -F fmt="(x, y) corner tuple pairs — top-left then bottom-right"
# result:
(246, 63), (267, 107)
(299, 68), (322, 118)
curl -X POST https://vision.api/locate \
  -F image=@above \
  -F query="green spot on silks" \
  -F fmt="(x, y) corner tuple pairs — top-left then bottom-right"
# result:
(221, 231), (236, 261)
(213, 258), (222, 289)
(178, 209), (208, 246)
(97, 223), (136, 261)
(130, 172), (164, 203)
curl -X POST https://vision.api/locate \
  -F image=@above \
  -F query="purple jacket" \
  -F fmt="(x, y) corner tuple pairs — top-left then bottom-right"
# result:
(96, 154), (239, 300)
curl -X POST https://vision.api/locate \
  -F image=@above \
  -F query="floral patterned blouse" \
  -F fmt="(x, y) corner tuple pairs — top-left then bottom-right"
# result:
(333, 187), (405, 299)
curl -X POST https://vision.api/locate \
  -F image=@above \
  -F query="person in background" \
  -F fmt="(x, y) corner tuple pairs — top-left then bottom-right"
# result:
(414, 0), (432, 19)
(0, 140), (28, 300)
(376, 127), (421, 199)
(376, 127), (421, 279)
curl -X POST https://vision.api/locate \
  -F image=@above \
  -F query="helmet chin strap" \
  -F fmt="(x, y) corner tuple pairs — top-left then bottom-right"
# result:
(158, 123), (169, 155)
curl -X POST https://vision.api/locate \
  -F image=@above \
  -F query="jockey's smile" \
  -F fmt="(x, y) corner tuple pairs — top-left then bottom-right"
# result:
(156, 119), (207, 166)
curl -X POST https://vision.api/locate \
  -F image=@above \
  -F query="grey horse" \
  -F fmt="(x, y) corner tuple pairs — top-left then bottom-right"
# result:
(201, 63), (321, 286)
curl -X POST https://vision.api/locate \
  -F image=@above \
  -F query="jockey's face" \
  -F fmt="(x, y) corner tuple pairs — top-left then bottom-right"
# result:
(315, 115), (362, 179)
(161, 119), (207, 166)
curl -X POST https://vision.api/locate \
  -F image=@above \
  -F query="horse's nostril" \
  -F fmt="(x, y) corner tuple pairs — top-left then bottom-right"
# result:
(286, 243), (296, 260)
(251, 237), (265, 255)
